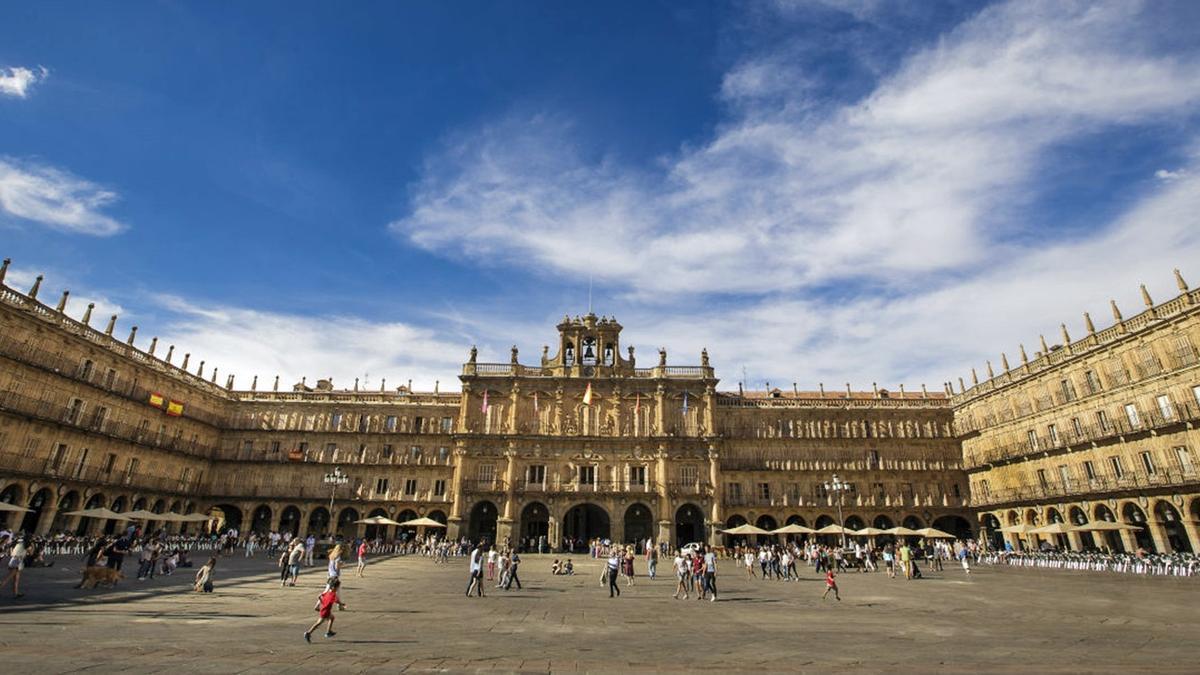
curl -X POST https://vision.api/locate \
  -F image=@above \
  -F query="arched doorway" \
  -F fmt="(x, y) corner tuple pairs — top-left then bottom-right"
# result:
(723, 514), (749, 548)
(562, 503), (608, 551)
(396, 509), (419, 540)
(981, 513), (1003, 549)
(337, 507), (360, 540)
(844, 515), (865, 531)
(308, 507), (330, 536)
(210, 503), (243, 533)
(520, 502), (549, 549)
(53, 491), (80, 532)
(783, 514), (808, 543)
(932, 515), (973, 540)
(1093, 504), (1122, 552)
(21, 488), (52, 533)
(624, 503), (654, 548)
(80, 494), (105, 535)
(1068, 507), (1095, 549)
(1122, 503), (1154, 551)
(0, 484), (24, 529)
(251, 505), (272, 534)
(364, 508), (389, 540)
(428, 510), (448, 525)
(149, 499), (167, 532)
(1154, 501), (1192, 553)
(468, 501), (498, 544)
(279, 506), (301, 536)
(675, 504), (705, 547)
(756, 515), (778, 544)
(108, 496), (128, 535)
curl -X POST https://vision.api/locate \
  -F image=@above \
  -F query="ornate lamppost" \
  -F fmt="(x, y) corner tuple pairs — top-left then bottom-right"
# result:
(324, 466), (349, 535)
(824, 474), (850, 549)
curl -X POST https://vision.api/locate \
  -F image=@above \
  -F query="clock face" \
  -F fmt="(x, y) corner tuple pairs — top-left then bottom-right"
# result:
(581, 336), (597, 365)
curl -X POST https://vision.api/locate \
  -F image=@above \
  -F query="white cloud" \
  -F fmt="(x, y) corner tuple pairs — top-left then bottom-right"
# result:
(0, 158), (128, 236)
(1155, 168), (1184, 181)
(3, 265), (127, 328)
(391, 2), (1200, 300)
(0, 66), (48, 98)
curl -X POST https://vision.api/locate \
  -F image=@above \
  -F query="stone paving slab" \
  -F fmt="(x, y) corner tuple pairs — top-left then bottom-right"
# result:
(0, 553), (1197, 673)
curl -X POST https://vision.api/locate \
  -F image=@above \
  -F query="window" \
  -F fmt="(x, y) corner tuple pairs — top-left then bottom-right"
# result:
(104, 368), (117, 388)
(477, 463), (496, 484)
(179, 467), (191, 485)
(1084, 370), (1101, 394)
(1071, 417), (1083, 438)
(900, 482), (914, 499)
(103, 453), (116, 475)
(872, 481), (886, 499)
(630, 466), (647, 486)
(269, 441), (281, 454)
(66, 398), (84, 424)
(1108, 456), (1124, 478)
(90, 406), (108, 429)
(728, 482), (743, 499)
(1136, 347), (1162, 378)
(1175, 446), (1194, 474)
(1174, 335), (1197, 366)
(325, 442), (337, 454)
(49, 443), (67, 471)
(374, 478), (389, 494)
(1139, 451), (1156, 475)
(1048, 424), (1059, 445)
(358, 415), (369, 433)
(358, 444), (368, 462)
(414, 416), (424, 432)
(404, 478), (418, 495)
(1060, 378), (1076, 402)
(1083, 460), (1097, 481)
(1057, 464), (1071, 487)
(410, 445), (422, 461)
(814, 483), (827, 498)
(979, 479), (990, 496)
(330, 412), (342, 429)
(381, 444), (393, 458)
(867, 449), (880, 469)
(298, 441), (309, 455)
(1027, 430), (1039, 451)
(1036, 469), (1048, 489)
(78, 359), (94, 380)
(125, 457), (139, 480)
(757, 482), (770, 500)
(1194, 385), (1200, 408)
(441, 417), (453, 433)
(242, 440), (254, 453)
(75, 448), (89, 478)
(1156, 394), (1174, 421)
(438, 446), (450, 461)
(1124, 403), (1140, 428)
(680, 465), (699, 485)
(385, 416), (397, 432)
(1096, 409), (1111, 431)
(578, 465), (595, 485)
(526, 464), (546, 485)
(433, 479), (446, 496)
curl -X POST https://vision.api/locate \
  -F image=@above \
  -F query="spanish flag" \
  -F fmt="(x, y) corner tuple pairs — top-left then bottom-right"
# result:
(582, 382), (593, 406)
(166, 400), (184, 417)
(148, 392), (165, 409)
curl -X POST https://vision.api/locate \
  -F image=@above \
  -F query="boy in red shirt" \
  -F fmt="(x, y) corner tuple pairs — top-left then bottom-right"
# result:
(305, 578), (346, 642)
(821, 569), (841, 601)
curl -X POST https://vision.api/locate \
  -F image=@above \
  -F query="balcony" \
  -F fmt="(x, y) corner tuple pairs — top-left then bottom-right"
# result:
(0, 389), (221, 459)
(461, 479), (508, 493)
(561, 480), (658, 494)
(974, 467), (1200, 507)
(0, 449), (199, 495)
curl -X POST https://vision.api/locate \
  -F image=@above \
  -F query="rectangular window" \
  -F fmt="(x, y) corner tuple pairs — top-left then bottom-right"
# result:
(1027, 429), (1039, 451)
(1124, 403), (1140, 428)
(438, 446), (449, 461)
(1071, 417), (1083, 438)
(414, 416), (424, 432)
(79, 359), (94, 380)
(103, 453), (116, 475)
(578, 465), (595, 485)
(298, 441), (309, 454)
(125, 457), (139, 480)
(381, 444), (393, 458)
(979, 479), (990, 496)
(441, 417), (453, 433)
(867, 449), (880, 469)
(90, 406), (108, 429)
(1057, 464), (1071, 487)
(49, 443), (67, 471)
(433, 479), (446, 496)
(400, 478), (415, 495)
(385, 416), (397, 432)
(728, 482), (743, 499)
(330, 412), (342, 429)
(104, 369), (117, 388)
(872, 482), (885, 499)
(242, 440), (254, 453)
(1083, 460), (1097, 481)
(680, 465), (699, 485)
(1175, 446), (1194, 474)
(1174, 335), (1197, 366)
(527, 464), (546, 485)
(477, 463), (496, 484)
(66, 398), (84, 424)
(75, 448), (89, 478)
(358, 415), (369, 433)
(325, 442), (337, 454)
(901, 482), (914, 499)
(1036, 469), (1048, 489)
(1084, 370), (1101, 394)
(375, 478), (389, 494)
(757, 482), (770, 500)
(1194, 385), (1200, 408)
(1096, 409), (1111, 431)
(630, 466), (647, 486)
(1109, 456), (1124, 478)
(1048, 424), (1059, 445)
(1060, 378), (1076, 402)
(410, 445), (422, 460)
(270, 441), (281, 454)
(1156, 394), (1174, 421)
(179, 467), (191, 485)
(1139, 451), (1156, 475)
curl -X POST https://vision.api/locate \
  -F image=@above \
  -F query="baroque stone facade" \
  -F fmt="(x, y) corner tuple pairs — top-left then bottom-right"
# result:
(0, 260), (971, 549)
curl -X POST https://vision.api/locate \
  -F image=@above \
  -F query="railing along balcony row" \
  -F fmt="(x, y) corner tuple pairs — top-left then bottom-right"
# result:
(974, 467), (1200, 507)
(464, 363), (711, 379)
(0, 449), (199, 495)
(0, 389), (221, 459)
(722, 492), (970, 509)
(201, 480), (454, 503)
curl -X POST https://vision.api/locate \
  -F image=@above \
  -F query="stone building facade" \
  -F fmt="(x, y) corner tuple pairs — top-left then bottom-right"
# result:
(954, 272), (1200, 554)
(0, 260), (972, 549)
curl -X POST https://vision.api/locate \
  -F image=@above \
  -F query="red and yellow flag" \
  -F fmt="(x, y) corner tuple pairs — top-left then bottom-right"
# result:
(166, 400), (184, 417)
(582, 382), (593, 405)
(148, 392), (165, 408)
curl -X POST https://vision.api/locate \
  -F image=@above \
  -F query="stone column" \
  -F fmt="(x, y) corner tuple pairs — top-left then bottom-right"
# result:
(1117, 527), (1138, 552)
(447, 445), (468, 539)
(1065, 531), (1084, 551)
(707, 444), (722, 546)
(297, 509), (310, 538)
(1146, 517), (1171, 553)
(654, 383), (666, 436)
(36, 502), (60, 536)
(1179, 517), (1200, 553)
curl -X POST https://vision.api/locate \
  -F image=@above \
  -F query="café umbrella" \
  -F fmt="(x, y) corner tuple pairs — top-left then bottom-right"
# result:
(884, 526), (922, 537)
(915, 527), (957, 538)
(720, 523), (770, 536)
(815, 524), (853, 535)
(63, 507), (130, 520)
(1072, 520), (1142, 532)
(396, 517), (447, 528)
(1030, 523), (1075, 535)
(356, 516), (404, 526)
(770, 524), (815, 535)
(122, 509), (163, 520)
(0, 502), (33, 514)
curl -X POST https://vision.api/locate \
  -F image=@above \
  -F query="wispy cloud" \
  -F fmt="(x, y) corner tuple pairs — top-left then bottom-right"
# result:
(0, 66), (48, 98)
(0, 158), (128, 236)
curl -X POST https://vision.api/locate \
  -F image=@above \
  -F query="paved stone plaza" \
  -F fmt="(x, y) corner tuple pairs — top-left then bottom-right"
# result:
(0, 554), (1197, 673)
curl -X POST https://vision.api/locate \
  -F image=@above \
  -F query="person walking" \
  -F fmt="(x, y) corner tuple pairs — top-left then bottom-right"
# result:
(702, 545), (719, 602)
(957, 544), (971, 576)
(899, 543), (913, 580)
(672, 551), (689, 599)
(606, 549), (622, 598)
(0, 537), (27, 598)
(504, 550), (522, 590)
(327, 544), (344, 582)
(821, 568), (840, 601)
(355, 539), (368, 577)
(193, 557), (216, 592)
(646, 545), (658, 580)
(466, 543), (486, 597)
(304, 534), (316, 566)
(304, 577), (346, 642)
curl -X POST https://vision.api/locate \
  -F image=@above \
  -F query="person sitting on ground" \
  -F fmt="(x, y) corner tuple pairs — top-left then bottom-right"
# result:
(551, 559), (562, 575)
(564, 559), (574, 575)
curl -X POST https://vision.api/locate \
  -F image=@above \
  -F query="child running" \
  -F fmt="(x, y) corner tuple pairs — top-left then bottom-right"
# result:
(305, 577), (346, 642)
(821, 568), (841, 601)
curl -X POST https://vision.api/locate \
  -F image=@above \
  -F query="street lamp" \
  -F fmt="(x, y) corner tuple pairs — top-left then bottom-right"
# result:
(324, 466), (349, 535)
(824, 474), (851, 549)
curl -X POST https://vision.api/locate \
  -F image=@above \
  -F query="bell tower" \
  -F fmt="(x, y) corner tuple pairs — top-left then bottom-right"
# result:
(544, 312), (630, 377)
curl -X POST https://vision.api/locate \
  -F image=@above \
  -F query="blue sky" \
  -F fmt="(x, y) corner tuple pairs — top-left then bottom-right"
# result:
(2, 1), (1199, 392)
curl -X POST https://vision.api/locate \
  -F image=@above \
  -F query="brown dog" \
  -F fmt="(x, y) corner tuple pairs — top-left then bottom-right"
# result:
(77, 566), (124, 589)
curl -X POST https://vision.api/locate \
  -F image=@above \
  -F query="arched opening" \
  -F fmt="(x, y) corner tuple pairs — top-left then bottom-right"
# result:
(1043, 508), (1068, 549)
(1122, 503), (1154, 551)
(723, 514), (749, 548)
(520, 502), (550, 548)
(624, 503), (654, 547)
(843, 515), (865, 531)
(251, 505), (273, 534)
(108, 496), (128, 534)
(337, 507), (360, 540)
(814, 514), (835, 528)
(427, 510), (448, 525)
(562, 503), (608, 551)
(0, 484), (24, 529)
(279, 506), (302, 536)
(21, 488), (52, 533)
(396, 509), (419, 540)
(753, 514), (777, 544)
(210, 503), (243, 533)
(872, 514), (894, 530)
(53, 491), (80, 532)
(981, 513), (1003, 550)
(1006, 510), (1020, 526)
(308, 507), (330, 536)
(1068, 507), (1095, 549)
(782, 514), (808, 543)
(675, 503), (705, 547)
(902, 515), (925, 529)
(1093, 504), (1123, 552)
(365, 507), (389, 540)
(80, 494), (105, 535)
(468, 501), (499, 544)
(1154, 501), (1193, 553)
(932, 515), (972, 540)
